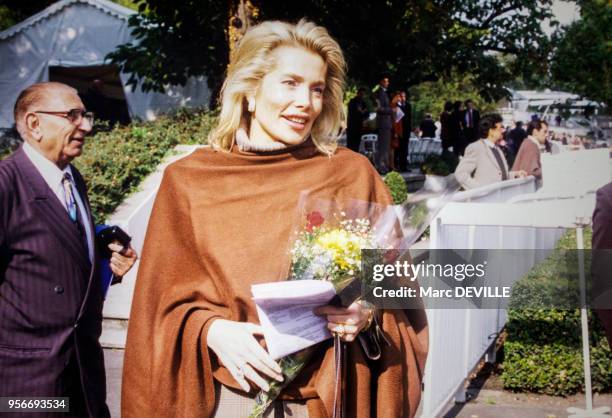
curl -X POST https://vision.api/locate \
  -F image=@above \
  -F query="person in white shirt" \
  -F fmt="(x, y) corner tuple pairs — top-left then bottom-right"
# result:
(0, 82), (137, 417)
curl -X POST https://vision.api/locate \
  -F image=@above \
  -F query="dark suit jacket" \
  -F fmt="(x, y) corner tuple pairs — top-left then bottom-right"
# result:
(0, 147), (108, 417)
(592, 181), (612, 348)
(462, 108), (480, 143)
(419, 119), (436, 138)
(375, 88), (393, 129)
(449, 110), (464, 144)
(440, 111), (452, 149)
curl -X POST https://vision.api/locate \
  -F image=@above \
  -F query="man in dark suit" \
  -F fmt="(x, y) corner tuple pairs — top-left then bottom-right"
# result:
(462, 99), (480, 145)
(346, 87), (368, 152)
(0, 82), (137, 417)
(374, 77), (393, 174)
(507, 121), (528, 155)
(592, 181), (612, 349)
(419, 113), (437, 138)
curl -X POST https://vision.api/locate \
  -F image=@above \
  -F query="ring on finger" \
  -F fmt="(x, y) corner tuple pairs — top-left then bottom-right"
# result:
(336, 324), (345, 336)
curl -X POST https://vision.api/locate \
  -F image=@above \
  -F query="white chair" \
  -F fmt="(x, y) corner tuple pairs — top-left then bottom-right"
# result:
(408, 138), (419, 164)
(359, 134), (378, 157)
(431, 138), (443, 156)
(411, 138), (428, 163)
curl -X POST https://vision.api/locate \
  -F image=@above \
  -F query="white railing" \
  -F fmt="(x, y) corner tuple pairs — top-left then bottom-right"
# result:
(419, 174), (601, 417)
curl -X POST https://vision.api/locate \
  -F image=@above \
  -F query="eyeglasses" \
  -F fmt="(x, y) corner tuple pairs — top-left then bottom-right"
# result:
(34, 109), (94, 125)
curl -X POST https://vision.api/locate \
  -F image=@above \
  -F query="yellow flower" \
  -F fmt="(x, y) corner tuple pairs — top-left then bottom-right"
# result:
(315, 229), (362, 270)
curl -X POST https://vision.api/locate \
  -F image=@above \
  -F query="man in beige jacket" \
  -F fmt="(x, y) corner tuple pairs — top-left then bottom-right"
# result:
(454, 113), (526, 190)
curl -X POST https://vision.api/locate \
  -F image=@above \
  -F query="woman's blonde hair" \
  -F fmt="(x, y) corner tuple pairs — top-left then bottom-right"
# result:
(209, 19), (346, 155)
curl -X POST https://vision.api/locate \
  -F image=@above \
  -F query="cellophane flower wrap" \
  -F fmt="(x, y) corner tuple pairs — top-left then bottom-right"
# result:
(249, 196), (406, 418)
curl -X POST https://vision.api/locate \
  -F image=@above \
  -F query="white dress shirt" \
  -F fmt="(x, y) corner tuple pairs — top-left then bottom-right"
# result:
(23, 142), (94, 263)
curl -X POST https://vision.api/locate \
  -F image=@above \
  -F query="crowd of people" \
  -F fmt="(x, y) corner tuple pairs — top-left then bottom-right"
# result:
(348, 84), (604, 181)
(439, 99), (480, 156)
(347, 87), (485, 174)
(347, 78), (413, 173)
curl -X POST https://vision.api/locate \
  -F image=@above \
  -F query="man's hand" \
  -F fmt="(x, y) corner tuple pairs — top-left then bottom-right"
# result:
(108, 242), (137, 277)
(314, 301), (373, 342)
(512, 170), (528, 179)
(207, 319), (284, 392)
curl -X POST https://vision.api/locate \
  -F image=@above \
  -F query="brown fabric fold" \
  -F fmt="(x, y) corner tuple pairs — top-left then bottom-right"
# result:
(122, 142), (428, 418)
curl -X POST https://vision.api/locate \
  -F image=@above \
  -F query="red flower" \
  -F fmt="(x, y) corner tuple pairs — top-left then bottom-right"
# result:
(306, 211), (324, 232)
(383, 249), (400, 263)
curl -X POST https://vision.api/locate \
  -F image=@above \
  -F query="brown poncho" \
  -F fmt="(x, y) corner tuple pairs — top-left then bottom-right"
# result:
(121, 141), (428, 418)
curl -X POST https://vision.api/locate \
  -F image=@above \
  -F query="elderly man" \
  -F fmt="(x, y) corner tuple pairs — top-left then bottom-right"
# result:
(454, 113), (526, 190)
(0, 82), (137, 417)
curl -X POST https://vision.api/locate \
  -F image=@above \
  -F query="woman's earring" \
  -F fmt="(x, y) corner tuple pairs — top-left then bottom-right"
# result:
(247, 98), (255, 113)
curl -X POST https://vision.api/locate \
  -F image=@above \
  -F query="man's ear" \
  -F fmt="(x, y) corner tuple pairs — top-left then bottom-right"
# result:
(25, 113), (42, 141)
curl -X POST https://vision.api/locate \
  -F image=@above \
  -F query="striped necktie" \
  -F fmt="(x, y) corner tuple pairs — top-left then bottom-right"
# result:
(62, 173), (78, 222)
(62, 173), (89, 252)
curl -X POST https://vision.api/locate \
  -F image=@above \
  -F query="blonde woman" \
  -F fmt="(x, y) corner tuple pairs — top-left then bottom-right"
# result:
(122, 19), (428, 418)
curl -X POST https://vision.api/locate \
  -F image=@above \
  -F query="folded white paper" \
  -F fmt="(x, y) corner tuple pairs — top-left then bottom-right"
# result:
(252, 280), (336, 359)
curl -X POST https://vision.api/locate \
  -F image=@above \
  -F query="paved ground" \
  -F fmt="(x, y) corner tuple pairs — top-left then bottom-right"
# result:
(105, 348), (611, 418)
(104, 348), (123, 418)
(439, 388), (612, 418)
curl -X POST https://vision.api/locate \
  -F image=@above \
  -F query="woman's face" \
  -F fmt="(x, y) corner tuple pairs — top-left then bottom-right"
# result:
(249, 45), (327, 146)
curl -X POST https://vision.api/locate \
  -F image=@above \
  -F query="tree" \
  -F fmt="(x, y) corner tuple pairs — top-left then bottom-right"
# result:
(409, 71), (498, 125)
(550, 0), (612, 106)
(107, 0), (556, 107)
(0, 0), (54, 31)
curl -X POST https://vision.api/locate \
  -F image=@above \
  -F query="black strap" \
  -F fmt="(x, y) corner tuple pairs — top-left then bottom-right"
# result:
(332, 335), (347, 418)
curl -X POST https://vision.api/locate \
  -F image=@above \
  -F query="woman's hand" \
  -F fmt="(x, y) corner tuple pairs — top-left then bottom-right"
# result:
(207, 319), (284, 392)
(314, 301), (373, 342)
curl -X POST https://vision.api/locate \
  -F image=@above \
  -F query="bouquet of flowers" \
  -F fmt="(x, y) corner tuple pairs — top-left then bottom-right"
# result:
(249, 177), (462, 417)
(249, 200), (399, 418)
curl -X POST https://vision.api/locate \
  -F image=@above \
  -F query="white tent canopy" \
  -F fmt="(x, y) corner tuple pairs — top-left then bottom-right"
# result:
(0, 0), (211, 128)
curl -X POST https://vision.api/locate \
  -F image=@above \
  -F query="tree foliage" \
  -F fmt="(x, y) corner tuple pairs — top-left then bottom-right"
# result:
(0, 0), (54, 31)
(409, 71), (498, 123)
(107, 0), (556, 107)
(550, 0), (612, 106)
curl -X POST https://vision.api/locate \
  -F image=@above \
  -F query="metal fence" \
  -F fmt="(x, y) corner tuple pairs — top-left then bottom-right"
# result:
(420, 177), (581, 417)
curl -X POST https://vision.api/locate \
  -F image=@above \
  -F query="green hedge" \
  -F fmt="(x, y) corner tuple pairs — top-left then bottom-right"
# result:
(383, 171), (408, 204)
(420, 150), (458, 176)
(502, 228), (612, 396)
(1, 108), (217, 222)
(75, 108), (217, 222)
